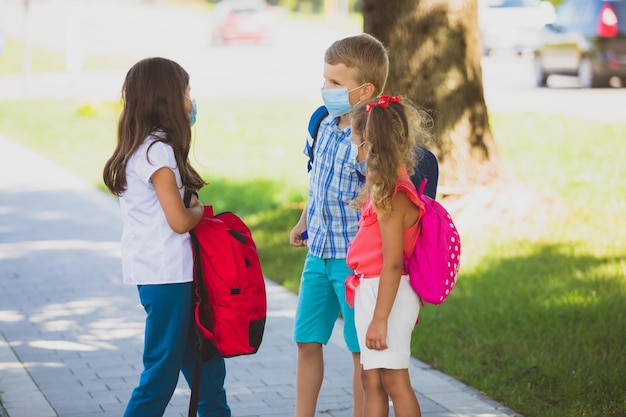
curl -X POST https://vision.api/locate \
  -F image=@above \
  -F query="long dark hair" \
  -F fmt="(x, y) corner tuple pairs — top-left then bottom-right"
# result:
(103, 57), (205, 196)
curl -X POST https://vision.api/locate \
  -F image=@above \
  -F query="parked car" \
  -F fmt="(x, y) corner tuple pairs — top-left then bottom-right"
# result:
(211, 0), (274, 45)
(479, 0), (556, 55)
(533, 0), (626, 87)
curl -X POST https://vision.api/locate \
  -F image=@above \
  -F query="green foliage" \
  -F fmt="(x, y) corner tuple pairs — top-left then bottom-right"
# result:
(0, 101), (624, 417)
(76, 103), (100, 117)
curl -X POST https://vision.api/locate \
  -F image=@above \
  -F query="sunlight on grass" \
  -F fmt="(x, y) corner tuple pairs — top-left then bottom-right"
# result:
(546, 288), (599, 308)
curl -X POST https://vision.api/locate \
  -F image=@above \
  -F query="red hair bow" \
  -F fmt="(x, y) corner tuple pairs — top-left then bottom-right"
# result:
(365, 95), (402, 113)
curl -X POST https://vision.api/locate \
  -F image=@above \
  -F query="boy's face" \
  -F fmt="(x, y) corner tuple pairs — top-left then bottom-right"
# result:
(323, 63), (374, 107)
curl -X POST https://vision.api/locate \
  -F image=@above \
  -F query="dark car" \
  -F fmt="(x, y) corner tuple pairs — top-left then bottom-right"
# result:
(533, 0), (626, 87)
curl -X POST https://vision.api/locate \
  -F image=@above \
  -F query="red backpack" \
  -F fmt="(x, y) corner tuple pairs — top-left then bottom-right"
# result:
(404, 179), (461, 305)
(186, 204), (267, 417)
(189, 206), (267, 358)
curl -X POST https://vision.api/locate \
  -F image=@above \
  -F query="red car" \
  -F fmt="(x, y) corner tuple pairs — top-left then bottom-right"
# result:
(211, 0), (274, 45)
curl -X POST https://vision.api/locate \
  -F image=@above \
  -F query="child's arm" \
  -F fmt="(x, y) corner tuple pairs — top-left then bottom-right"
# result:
(152, 167), (204, 234)
(289, 202), (309, 247)
(366, 193), (413, 351)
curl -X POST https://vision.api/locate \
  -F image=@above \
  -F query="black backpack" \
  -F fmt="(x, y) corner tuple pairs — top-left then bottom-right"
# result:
(306, 105), (439, 199)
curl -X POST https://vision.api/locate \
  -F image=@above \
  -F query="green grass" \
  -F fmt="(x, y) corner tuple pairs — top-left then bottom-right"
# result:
(413, 114), (626, 417)
(0, 100), (624, 417)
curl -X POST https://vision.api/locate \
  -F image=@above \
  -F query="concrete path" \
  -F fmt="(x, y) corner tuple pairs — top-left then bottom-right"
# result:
(0, 135), (523, 417)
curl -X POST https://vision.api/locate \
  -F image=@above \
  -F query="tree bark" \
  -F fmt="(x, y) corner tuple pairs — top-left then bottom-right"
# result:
(362, 0), (503, 190)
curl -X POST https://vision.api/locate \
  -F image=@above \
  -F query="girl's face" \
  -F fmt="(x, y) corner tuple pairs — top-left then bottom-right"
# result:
(184, 85), (192, 114)
(351, 127), (368, 162)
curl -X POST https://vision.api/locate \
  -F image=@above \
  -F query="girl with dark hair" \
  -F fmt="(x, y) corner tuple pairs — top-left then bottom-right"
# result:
(103, 57), (230, 417)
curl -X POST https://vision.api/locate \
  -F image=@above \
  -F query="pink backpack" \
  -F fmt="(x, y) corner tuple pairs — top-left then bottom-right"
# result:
(404, 179), (461, 304)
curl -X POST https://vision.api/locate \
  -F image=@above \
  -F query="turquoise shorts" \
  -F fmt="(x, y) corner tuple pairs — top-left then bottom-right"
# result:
(293, 253), (359, 353)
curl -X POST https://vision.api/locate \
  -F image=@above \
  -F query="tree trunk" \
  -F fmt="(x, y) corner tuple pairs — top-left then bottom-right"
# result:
(362, 0), (503, 191)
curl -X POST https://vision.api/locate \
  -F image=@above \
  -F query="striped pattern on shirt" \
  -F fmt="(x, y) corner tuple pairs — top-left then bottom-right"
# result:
(303, 115), (363, 259)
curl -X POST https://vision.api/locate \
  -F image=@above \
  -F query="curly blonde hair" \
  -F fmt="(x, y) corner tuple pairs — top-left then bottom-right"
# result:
(351, 97), (433, 216)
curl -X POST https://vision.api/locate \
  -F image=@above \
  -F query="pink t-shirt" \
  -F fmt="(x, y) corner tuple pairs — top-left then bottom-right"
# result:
(347, 166), (425, 277)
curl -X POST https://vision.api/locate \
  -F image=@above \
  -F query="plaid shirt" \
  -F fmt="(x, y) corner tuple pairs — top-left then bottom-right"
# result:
(303, 116), (363, 259)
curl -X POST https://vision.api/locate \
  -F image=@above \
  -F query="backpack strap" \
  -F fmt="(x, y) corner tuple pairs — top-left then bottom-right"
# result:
(187, 338), (202, 417)
(411, 147), (439, 199)
(307, 105), (329, 172)
(395, 179), (426, 213)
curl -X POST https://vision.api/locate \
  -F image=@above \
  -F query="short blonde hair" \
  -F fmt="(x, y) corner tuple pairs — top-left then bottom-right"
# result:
(325, 33), (389, 97)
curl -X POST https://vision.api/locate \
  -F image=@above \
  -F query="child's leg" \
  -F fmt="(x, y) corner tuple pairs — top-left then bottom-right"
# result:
(181, 338), (230, 417)
(351, 352), (364, 417)
(380, 369), (421, 417)
(361, 368), (389, 417)
(124, 283), (190, 417)
(293, 255), (342, 417)
(295, 342), (324, 417)
(327, 259), (363, 417)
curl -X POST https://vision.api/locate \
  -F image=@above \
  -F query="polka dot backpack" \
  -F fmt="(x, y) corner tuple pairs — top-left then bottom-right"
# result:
(404, 178), (461, 305)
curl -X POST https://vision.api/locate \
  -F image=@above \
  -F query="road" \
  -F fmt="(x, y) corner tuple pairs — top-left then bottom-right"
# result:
(481, 53), (625, 123)
(0, 0), (624, 122)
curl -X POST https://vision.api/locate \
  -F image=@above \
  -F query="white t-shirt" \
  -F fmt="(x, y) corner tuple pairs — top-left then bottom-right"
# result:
(119, 134), (193, 285)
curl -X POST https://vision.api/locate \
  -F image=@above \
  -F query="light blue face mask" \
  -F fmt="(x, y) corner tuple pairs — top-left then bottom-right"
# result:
(188, 98), (197, 127)
(350, 141), (367, 179)
(356, 160), (367, 176)
(321, 84), (365, 118)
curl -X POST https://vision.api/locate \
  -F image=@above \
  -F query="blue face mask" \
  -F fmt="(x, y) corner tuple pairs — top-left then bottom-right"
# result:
(188, 98), (197, 127)
(356, 160), (367, 175)
(321, 84), (365, 118)
(350, 141), (367, 181)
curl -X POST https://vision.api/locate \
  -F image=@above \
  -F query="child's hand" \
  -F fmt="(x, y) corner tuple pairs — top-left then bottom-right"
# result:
(183, 188), (200, 208)
(188, 192), (202, 209)
(289, 226), (308, 247)
(365, 319), (388, 350)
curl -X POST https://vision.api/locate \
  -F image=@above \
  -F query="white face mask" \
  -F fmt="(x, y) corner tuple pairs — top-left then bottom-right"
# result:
(321, 84), (365, 118)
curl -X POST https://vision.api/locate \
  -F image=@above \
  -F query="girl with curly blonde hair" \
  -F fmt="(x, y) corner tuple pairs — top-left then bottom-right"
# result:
(346, 95), (432, 417)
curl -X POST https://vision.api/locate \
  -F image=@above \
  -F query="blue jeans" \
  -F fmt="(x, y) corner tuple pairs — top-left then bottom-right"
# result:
(124, 282), (230, 417)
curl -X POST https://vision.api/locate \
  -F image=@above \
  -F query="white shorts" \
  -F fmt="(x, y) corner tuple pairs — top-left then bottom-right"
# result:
(355, 275), (420, 370)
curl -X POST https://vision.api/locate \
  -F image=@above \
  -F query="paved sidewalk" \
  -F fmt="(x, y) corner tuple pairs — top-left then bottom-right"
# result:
(0, 136), (522, 417)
